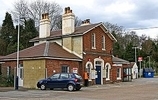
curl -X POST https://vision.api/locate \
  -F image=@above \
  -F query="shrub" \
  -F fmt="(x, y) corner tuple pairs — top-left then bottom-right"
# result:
(0, 75), (14, 87)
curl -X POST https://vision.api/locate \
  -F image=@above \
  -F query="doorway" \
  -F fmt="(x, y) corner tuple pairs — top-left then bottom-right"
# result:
(96, 66), (101, 84)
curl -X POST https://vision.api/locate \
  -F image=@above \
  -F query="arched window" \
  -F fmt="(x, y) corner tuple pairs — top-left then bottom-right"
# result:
(85, 62), (93, 80)
(105, 63), (111, 80)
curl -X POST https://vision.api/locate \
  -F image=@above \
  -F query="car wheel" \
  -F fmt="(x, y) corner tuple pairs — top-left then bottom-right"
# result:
(76, 87), (81, 91)
(67, 84), (74, 91)
(50, 88), (54, 90)
(40, 84), (46, 90)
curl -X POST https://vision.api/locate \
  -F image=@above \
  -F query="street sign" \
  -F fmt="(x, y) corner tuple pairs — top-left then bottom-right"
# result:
(138, 57), (143, 62)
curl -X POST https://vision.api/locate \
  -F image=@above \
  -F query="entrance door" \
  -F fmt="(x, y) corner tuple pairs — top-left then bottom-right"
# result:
(96, 66), (101, 84)
(123, 68), (132, 82)
(18, 66), (23, 86)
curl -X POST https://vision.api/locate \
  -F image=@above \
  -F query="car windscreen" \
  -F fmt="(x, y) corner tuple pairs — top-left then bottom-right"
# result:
(74, 74), (82, 79)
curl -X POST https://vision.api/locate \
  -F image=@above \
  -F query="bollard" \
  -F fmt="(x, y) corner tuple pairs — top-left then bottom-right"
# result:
(15, 76), (19, 90)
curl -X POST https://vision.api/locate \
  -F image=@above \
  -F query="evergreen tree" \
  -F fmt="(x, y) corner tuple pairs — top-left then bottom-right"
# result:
(0, 12), (15, 55)
(22, 18), (38, 49)
(15, 18), (38, 50)
(124, 42), (135, 62)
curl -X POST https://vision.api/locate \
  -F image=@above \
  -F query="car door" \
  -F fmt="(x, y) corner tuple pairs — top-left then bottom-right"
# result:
(47, 73), (60, 88)
(58, 73), (69, 88)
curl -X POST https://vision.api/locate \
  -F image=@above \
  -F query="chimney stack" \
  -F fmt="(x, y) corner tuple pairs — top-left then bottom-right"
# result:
(81, 19), (91, 26)
(39, 13), (50, 39)
(62, 7), (75, 35)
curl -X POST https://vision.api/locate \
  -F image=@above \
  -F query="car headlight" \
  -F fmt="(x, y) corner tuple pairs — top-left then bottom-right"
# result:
(38, 80), (43, 84)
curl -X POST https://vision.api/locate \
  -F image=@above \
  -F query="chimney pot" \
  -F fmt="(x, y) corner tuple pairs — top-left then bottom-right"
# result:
(67, 7), (71, 13)
(67, 7), (70, 10)
(65, 7), (68, 14)
(70, 10), (72, 13)
(86, 19), (90, 23)
(42, 14), (44, 19)
(42, 13), (49, 19)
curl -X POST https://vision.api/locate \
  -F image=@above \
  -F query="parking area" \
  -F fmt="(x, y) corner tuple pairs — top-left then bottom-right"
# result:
(0, 78), (158, 100)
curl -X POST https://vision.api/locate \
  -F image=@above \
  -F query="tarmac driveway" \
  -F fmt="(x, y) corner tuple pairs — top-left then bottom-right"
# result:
(0, 78), (158, 100)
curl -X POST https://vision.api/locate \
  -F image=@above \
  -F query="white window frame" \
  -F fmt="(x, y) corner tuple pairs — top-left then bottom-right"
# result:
(105, 63), (111, 80)
(117, 68), (121, 80)
(7, 66), (11, 76)
(91, 33), (96, 49)
(85, 61), (93, 80)
(102, 35), (105, 50)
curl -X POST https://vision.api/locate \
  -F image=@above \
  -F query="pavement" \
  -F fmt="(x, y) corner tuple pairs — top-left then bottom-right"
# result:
(0, 76), (158, 92)
(0, 86), (29, 92)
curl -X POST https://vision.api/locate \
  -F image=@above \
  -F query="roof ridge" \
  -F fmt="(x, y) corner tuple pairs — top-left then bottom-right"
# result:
(75, 22), (102, 28)
(43, 41), (49, 56)
(49, 22), (101, 32)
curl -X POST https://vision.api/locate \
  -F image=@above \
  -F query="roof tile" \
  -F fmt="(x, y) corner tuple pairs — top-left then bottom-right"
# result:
(0, 42), (81, 61)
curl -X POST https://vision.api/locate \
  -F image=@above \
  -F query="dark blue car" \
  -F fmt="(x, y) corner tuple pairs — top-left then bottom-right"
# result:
(37, 73), (83, 91)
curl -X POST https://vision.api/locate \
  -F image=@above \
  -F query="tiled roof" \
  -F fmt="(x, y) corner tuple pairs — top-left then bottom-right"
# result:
(0, 56), (3, 58)
(0, 42), (82, 61)
(30, 23), (117, 42)
(130, 62), (136, 66)
(112, 56), (130, 64)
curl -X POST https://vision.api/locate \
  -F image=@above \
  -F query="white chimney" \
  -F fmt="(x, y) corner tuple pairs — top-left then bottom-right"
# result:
(39, 13), (50, 38)
(62, 7), (75, 35)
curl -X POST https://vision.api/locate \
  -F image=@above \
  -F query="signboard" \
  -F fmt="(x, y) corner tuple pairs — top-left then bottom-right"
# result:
(138, 57), (143, 62)
(73, 68), (78, 73)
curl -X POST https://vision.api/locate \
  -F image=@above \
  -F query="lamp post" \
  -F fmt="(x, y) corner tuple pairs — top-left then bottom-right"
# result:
(15, 16), (26, 90)
(14, 16), (20, 90)
(132, 46), (141, 77)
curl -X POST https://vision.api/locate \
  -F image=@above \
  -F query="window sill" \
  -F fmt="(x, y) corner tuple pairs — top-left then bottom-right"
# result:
(106, 78), (110, 81)
(117, 77), (121, 80)
(92, 47), (96, 49)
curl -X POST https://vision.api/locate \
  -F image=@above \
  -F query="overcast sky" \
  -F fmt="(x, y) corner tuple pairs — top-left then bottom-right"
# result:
(0, 0), (158, 38)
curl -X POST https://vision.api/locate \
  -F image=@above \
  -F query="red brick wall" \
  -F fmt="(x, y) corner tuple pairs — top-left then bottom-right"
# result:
(111, 66), (122, 83)
(46, 59), (82, 77)
(1, 61), (17, 76)
(82, 25), (113, 63)
(83, 26), (113, 54)
(82, 25), (114, 82)
(1, 61), (24, 77)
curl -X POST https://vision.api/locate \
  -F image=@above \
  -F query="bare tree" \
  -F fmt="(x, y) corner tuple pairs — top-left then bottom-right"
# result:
(11, 0), (29, 23)
(11, 0), (62, 30)
(28, 0), (62, 30)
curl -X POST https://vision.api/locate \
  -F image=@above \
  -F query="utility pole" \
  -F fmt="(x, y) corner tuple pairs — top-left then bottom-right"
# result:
(132, 47), (140, 64)
(147, 56), (151, 68)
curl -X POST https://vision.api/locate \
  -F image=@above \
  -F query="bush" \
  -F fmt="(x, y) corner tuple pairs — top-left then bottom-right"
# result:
(0, 75), (14, 87)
